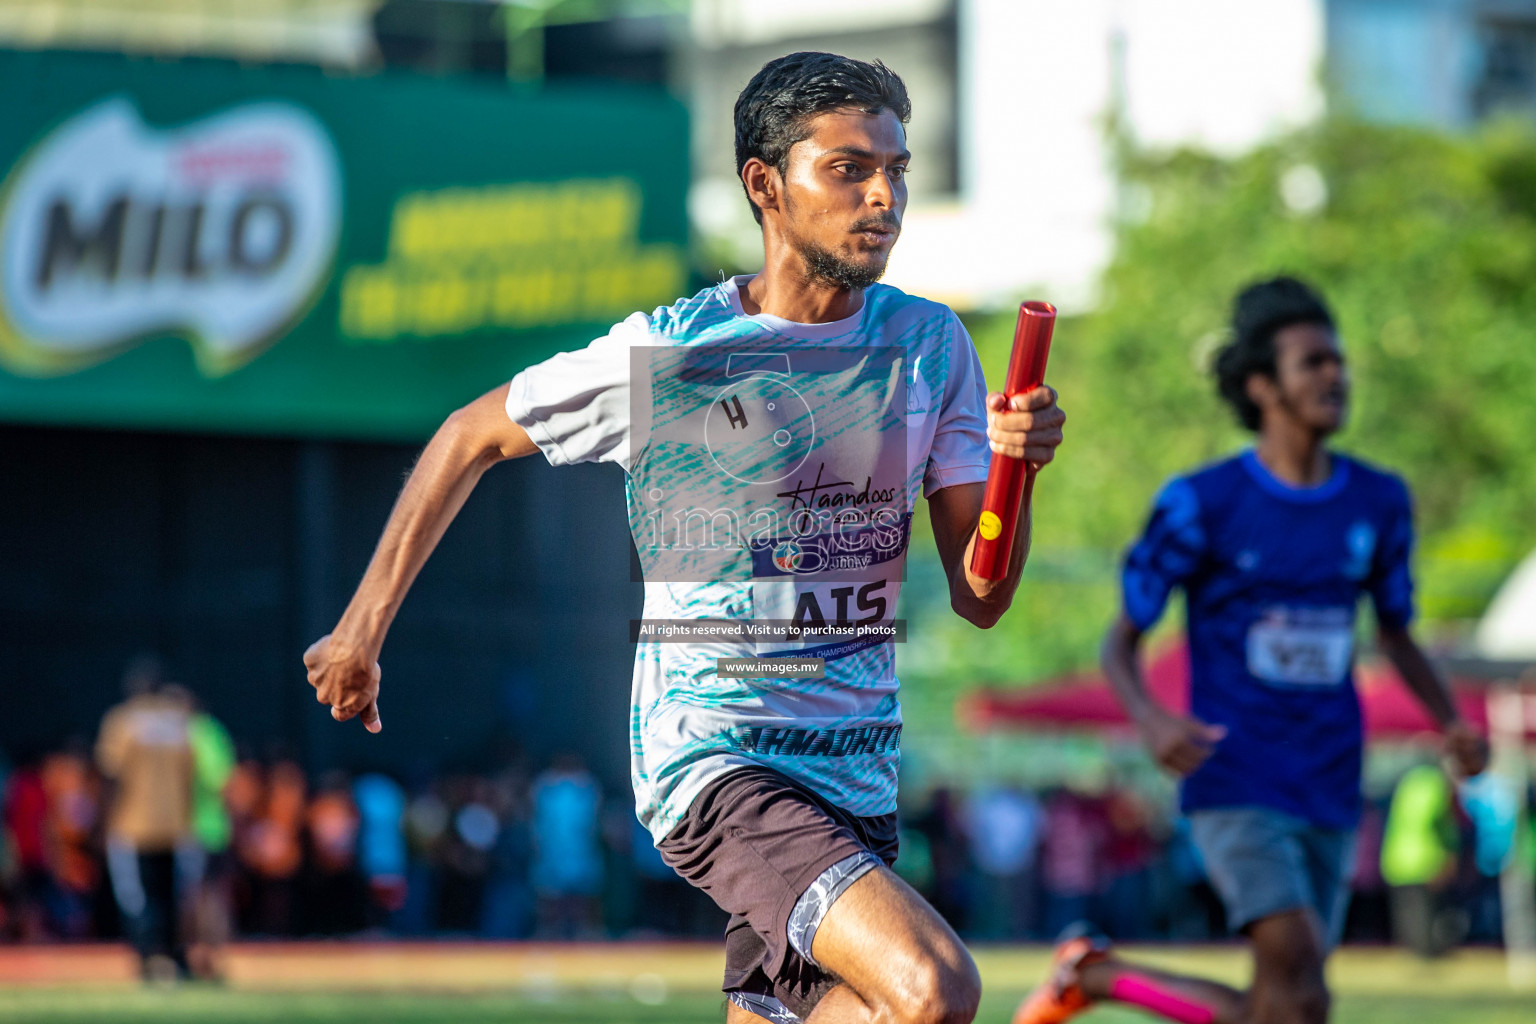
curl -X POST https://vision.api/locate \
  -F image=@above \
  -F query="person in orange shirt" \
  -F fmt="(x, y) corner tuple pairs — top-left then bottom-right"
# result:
(95, 659), (194, 980)
(40, 743), (101, 938)
(237, 759), (305, 935)
(304, 773), (364, 934)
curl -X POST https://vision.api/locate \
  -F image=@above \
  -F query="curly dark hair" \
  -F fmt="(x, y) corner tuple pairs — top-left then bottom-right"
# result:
(733, 51), (911, 225)
(1213, 276), (1335, 431)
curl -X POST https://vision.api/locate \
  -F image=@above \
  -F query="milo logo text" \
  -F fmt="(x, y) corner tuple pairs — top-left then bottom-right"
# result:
(0, 98), (341, 377)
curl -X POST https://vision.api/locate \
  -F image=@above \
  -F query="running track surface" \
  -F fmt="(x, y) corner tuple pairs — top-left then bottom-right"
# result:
(0, 943), (1523, 998)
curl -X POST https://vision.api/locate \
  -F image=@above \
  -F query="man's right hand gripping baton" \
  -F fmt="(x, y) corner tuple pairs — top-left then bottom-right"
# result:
(968, 301), (1057, 581)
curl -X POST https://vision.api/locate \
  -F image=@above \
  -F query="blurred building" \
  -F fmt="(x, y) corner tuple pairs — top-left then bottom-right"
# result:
(7, 1), (1532, 316)
(684, 0), (1326, 311)
(1328, 0), (1536, 127)
(0, 0), (379, 67)
(0, 0), (686, 81)
(687, 0), (1536, 310)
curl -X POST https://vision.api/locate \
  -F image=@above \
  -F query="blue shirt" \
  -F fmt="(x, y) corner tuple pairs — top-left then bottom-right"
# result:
(1122, 451), (1415, 828)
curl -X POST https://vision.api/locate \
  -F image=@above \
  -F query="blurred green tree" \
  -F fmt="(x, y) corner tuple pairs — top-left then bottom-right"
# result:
(899, 116), (1536, 722)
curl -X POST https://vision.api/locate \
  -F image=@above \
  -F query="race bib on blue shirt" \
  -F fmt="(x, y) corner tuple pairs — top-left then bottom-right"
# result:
(1245, 606), (1354, 687)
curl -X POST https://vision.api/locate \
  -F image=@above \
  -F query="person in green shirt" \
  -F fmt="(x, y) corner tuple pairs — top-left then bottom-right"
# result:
(185, 703), (235, 980)
(1381, 762), (1460, 957)
(188, 712), (235, 854)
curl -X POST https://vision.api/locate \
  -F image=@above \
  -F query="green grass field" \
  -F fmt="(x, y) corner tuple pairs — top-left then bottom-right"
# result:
(0, 988), (1533, 1024)
(0, 945), (1529, 1023)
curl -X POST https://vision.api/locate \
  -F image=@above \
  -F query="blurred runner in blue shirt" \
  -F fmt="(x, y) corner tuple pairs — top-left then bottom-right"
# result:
(1017, 277), (1487, 1024)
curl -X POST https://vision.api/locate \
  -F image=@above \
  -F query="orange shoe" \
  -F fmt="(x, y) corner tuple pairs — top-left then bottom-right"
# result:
(1011, 932), (1112, 1024)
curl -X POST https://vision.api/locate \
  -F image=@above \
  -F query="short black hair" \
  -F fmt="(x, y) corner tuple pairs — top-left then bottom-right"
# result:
(1213, 276), (1335, 431)
(733, 51), (911, 224)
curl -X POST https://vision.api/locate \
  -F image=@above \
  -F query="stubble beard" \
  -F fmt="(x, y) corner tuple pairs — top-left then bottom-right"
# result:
(797, 237), (890, 290)
(784, 193), (899, 290)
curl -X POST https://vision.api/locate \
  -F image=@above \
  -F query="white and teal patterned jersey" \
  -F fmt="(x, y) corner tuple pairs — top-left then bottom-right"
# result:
(506, 275), (989, 843)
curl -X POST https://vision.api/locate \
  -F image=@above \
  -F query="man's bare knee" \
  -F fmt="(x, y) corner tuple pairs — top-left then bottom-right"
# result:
(1246, 910), (1331, 1024)
(1248, 976), (1329, 1024)
(1263, 961), (1329, 1024)
(879, 954), (981, 1024)
(833, 928), (980, 1024)
(808, 868), (981, 1024)
(1294, 980), (1330, 1024)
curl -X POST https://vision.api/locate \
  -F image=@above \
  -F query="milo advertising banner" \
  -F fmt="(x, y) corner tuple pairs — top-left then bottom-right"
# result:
(0, 50), (689, 438)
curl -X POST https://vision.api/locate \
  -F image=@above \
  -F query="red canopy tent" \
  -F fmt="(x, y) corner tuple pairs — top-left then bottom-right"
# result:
(958, 643), (1526, 739)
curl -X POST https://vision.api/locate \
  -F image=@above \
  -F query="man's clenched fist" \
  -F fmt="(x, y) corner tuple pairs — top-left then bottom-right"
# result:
(304, 634), (383, 733)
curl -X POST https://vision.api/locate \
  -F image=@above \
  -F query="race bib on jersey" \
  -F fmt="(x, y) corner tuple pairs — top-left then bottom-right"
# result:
(748, 577), (898, 658)
(1245, 606), (1355, 687)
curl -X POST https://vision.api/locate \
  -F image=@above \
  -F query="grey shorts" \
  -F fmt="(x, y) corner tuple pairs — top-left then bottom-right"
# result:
(1187, 807), (1357, 949)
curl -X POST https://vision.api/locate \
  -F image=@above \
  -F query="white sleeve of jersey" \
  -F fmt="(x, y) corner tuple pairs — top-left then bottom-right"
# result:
(504, 311), (651, 472)
(922, 313), (991, 496)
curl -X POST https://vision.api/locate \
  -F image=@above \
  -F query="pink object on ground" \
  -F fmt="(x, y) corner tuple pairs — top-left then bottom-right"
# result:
(1108, 974), (1217, 1024)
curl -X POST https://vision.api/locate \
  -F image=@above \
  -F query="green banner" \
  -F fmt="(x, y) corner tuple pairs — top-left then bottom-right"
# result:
(0, 50), (689, 439)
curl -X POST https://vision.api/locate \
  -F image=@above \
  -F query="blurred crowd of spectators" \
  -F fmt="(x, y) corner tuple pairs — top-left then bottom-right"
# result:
(896, 771), (1533, 952)
(1, 670), (1531, 969)
(0, 664), (728, 974)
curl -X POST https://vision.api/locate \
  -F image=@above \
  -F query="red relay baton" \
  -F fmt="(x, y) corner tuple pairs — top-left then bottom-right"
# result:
(969, 300), (1057, 581)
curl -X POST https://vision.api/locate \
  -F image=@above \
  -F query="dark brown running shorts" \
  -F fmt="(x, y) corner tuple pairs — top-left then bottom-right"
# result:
(657, 765), (898, 1019)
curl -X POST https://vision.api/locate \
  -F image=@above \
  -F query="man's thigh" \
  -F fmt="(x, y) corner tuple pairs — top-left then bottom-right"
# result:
(657, 766), (896, 1020)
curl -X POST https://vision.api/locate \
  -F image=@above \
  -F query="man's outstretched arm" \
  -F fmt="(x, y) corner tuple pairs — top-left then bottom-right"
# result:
(304, 384), (538, 732)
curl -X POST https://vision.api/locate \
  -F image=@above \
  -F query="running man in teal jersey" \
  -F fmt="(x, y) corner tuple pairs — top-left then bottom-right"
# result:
(305, 52), (1065, 1024)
